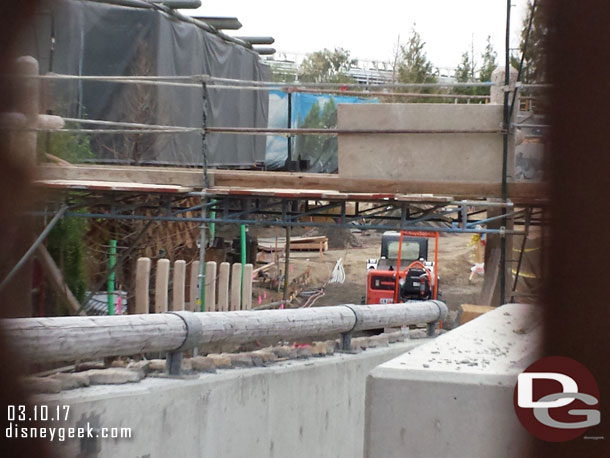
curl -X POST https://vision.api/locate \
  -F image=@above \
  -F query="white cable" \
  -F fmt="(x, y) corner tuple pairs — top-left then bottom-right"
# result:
(329, 258), (346, 284)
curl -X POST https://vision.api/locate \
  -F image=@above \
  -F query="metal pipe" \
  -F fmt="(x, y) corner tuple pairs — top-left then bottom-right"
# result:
(500, 0), (512, 305)
(31, 126), (506, 136)
(205, 127), (504, 136)
(283, 225), (291, 301)
(1, 302), (447, 363)
(197, 79), (210, 312)
(209, 199), (217, 240)
(152, 0), (201, 8)
(287, 91), (292, 166)
(235, 36), (275, 45)
(240, 224), (247, 303)
(509, 0), (538, 121)
(253, 47), (276, 56)
(293, 87), (489, 100)
(511, 208), (531, 302)
(194, 17), (242, 30)
(107, 239), (117, 315)
(0, 205), (68, 292)
(28, 73), (493, 89)
(30, 210), (528, 234)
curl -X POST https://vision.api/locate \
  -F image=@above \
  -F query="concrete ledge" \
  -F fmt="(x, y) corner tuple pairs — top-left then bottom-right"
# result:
(39, 340), (431, 458)
(364, 303), (542, 458)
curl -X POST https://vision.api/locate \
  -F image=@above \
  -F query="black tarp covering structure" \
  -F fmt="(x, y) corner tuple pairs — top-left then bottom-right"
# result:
(19, 0), (270, 167)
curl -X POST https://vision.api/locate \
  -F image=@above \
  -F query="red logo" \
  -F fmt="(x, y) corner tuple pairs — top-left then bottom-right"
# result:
(513, 356), (600, 442)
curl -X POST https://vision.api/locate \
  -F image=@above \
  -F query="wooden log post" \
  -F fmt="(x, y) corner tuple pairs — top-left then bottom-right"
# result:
(189, 260), (199, 312)
(5, 302), (448, 363)
(204, 261), (217, 312)
(230, 263), (242, 311)
(15, 56), (39, 168)
(154, 259), (170, 313)
(217, 262), (230, 311)
(135, 257), (151, 314)
(242, 263), (253, 310)
(171, 260), (186, 311)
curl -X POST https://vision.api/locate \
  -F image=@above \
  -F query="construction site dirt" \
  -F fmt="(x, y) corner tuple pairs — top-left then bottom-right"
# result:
(259, 229), (482, 329)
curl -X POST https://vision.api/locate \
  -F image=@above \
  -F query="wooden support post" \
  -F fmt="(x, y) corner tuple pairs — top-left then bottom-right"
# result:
(171, 260), (186, 311)
(217, 262), (230, 311)
(480, 203), (514, 306)
(135, 257), (151, 314)
(230, 263), (242, 311)
(35, 245), (84, 316)
(154, 259), (170, 313)
(189, 261), (199, 312)
(242, 264), (253, 310)
(205, 261), (217, 312)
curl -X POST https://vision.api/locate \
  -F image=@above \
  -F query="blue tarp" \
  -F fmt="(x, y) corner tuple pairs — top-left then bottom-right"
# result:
(265, 91), (377, 172)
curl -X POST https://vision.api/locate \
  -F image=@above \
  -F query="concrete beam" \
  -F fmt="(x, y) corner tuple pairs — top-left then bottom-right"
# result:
(338, 104), (515, 185)
(38, 341), (430, 458)
(364, 303), (542, 458)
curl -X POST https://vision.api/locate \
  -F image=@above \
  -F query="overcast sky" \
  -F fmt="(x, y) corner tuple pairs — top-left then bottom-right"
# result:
(184, 0), (530, 70)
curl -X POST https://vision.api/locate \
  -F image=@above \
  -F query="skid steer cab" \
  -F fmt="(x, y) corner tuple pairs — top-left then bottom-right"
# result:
(365, 230), (440, 304)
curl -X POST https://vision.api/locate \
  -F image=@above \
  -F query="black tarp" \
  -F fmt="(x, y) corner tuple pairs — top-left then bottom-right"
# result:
(19, 0), (270, 167)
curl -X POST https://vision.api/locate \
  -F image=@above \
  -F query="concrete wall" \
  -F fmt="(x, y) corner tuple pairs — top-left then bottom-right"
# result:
(40, 340), (429, 458)
(337, 103), (514, 184)
(364, 304), (542, 458)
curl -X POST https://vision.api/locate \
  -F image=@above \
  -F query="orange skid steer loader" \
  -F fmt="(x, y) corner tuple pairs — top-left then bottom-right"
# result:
(365, 230), (440, 305)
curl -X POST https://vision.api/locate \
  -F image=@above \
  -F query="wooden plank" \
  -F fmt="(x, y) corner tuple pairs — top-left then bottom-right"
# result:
(204, 261), (217, 312)
(242, 264), (253, 310)
(217, 262), (230, 312)
(230, 263), (242, 311)
(135, 257), (151, 314)
(258, 236), (327, 244)
(189, 260), (199, 312)
(258, 236), (328, 253)
(171, 260), (186, 311)
(35, 164), (547, 200)
(35, 245), (85, 316)
(154, 259), (170, 313)
(252, 262), (276, 275)
(289, 242), (326, 251)
(460, 304), (496, 324)
(35, 179), (193, 193)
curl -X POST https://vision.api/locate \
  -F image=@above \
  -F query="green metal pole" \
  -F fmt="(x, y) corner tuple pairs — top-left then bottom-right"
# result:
(209, 199), (217, 242)
(107, 239), (116, 315)
(240, 224), (247, 303)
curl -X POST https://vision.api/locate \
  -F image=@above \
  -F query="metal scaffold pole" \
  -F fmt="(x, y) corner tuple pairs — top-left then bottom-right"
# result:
(0, 204), (68, 292)
(197, 79), (210, 312)
(500, 0), (512, 305)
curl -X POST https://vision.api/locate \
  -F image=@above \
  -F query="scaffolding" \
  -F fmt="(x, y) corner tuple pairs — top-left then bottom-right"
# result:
(2, 0), (544, 312)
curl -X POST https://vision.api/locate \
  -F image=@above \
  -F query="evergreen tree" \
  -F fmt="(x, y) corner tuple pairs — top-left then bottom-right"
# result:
(511, 0), (546, 83)
(478, 36), (497, 83)
(397, 27), (437, 85)
(454, 44), (477, 98)
(455, 52), (472, 84)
